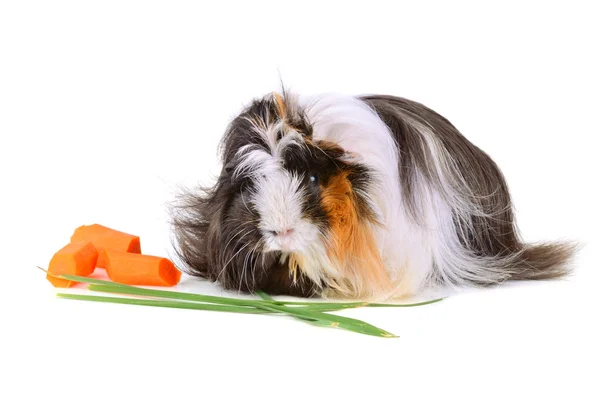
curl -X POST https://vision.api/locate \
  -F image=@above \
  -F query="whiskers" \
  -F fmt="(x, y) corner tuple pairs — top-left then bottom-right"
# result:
(238, 240), (263, 294)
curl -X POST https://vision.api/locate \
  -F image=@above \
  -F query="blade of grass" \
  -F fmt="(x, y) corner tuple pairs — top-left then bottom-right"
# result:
(254, 289), (332, 328)
(253, 303), (398, 338)
(248, 286), (442, 308)
(250, 289), (396, 337)
(255, 290), (275, 301)
(366, 297), (445, 307)
(303, 303), (367, 311)
(253, 289), (383, 334)
(248, 295), (397, 336)
(250, 290), (443, 310)
(57, 293), (271, 314)
(253, 290), (366, 312)
(273, 299), (444, 307)
(87, 283), (289, 308)
(38, 267), (121, 287)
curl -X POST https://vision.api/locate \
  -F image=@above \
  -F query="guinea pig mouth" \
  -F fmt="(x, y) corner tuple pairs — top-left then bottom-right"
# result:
(273, 235), (297, 252)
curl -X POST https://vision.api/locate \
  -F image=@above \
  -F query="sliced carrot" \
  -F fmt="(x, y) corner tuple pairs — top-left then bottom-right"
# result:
(46, 241), (99, 288)
(70, 224), (141, 268)
(100, 249), (181, 286)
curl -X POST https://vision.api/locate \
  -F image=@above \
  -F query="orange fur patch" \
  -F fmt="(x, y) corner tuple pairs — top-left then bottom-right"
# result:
(273, 92), (287, 120)
(320, 172), (391, 298)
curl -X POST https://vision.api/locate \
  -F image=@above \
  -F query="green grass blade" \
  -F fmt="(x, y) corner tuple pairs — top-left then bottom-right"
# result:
(295, 316), (397, 338)
(257, 298), (444, 307)
(252, 291), (365, 311)
(56, 293), (270, 314)
(252, 302), (398, 338)
(250, 297), (387, 335)
(366, 297), (446, 307)
(303, 303), (366, 311)
(255, 290), (276, 301)
(87, 284), (278, 307)
(250, 296), (445, 308)
(39, 268), (127, 287)
(252, 289), (371, 331)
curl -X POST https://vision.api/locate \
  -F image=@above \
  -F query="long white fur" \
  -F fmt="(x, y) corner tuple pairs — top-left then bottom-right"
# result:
(397, 111), (521, 286)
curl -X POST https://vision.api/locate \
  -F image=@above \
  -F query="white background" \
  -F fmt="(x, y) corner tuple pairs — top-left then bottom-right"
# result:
(1, 1), (599, 396)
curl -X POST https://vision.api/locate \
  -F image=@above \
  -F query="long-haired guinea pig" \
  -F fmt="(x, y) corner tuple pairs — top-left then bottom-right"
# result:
(171, 91), (577, 300)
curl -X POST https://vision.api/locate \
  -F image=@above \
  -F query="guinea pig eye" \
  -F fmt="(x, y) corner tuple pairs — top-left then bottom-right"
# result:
(309, 174), (319, 185)
(276, 130), (283, 142)
(224, 161), (235, 175)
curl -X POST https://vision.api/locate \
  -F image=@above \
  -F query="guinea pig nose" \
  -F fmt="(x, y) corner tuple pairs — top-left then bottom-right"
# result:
(273, 228), (294, 238)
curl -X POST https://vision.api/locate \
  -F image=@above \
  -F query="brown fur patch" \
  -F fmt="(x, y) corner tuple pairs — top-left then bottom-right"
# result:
(314, 140), (342, 152)
(320, 172), (392, 297)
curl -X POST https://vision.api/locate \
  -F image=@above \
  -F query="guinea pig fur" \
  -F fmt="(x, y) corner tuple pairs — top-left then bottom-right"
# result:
(171, 91), (577, 300)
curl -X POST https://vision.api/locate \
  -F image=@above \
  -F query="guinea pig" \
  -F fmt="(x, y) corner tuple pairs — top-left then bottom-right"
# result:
(171, 90), (577, 300)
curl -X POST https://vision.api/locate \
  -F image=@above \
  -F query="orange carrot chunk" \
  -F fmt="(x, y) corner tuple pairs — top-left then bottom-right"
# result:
(101, 249), (181, 286)
(46, 241), (99, 288)
(70, 224), (141, 268)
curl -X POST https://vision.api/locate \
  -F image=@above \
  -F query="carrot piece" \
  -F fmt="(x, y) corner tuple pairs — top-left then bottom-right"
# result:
(101, 249), (181, 286)
(70, 224), (141, 268)
(46, 241), (99, 288)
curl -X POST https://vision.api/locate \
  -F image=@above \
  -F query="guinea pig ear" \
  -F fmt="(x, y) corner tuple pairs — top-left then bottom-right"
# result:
(340, 150), (363, 164)
(222, 160), (236, 176)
